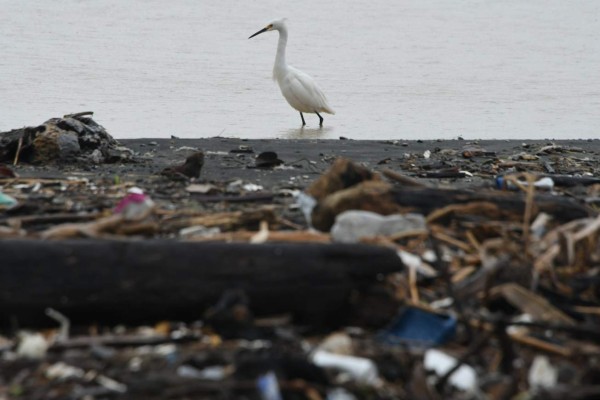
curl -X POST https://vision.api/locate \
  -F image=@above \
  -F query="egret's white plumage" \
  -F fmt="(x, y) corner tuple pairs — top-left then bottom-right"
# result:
(249, 19), (334, 126)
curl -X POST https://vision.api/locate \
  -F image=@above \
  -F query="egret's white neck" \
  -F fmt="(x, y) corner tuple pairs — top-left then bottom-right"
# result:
(273, 27), (288, 81)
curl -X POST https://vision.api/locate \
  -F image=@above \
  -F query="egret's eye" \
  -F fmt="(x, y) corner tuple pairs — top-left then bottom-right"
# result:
(267, 24), (273, 29)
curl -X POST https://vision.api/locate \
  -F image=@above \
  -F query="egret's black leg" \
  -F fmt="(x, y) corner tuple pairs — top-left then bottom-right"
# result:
(300, 112), (306, 126)
(316, 112), (324, 126)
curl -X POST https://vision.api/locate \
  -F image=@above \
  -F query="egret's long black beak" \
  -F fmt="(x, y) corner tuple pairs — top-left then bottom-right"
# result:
(248, 27), (268, 39)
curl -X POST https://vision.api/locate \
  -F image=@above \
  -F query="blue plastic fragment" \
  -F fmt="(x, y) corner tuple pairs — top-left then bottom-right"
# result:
(377, 307), (456, 347)
(257, 371), (282, 400)
(0, 192), (18, 208)
(495, 176), (505, 189)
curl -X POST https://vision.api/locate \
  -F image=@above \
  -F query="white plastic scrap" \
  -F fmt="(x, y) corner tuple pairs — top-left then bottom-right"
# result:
(175, 146), (200, 152)
(250, 221), (270, 244)
(528, 355), (558, 390)
(397, 250), (438, 277)
(327, 388), (358, 400)
(16, 332), (49, 359)
(97, 374), (127, 393)
(46, 362), (85, 380)
(45, 307), (70, 342)
(318, 332), (353, 355)
(331, 210), (426, 244)
(186, 183), (218, 194)
(295, 192), (317, 227)
(423, 150), (431, 159)
(530, 213), (552, 239)
(533, 177), (555, 190)
(178, 364), (228, 380)
(424, 349), (477, 392)
(243, 183), (264, 192)
(179, 225), (221, 238)
(311, 350), (379, 385)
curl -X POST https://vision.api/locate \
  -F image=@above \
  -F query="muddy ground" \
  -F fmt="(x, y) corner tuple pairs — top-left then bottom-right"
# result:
(12, 137), (600, 186)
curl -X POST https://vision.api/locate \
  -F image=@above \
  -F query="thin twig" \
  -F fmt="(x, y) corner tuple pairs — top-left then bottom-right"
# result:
(13, 136), (23, 166)
(382, 168), (426, 187)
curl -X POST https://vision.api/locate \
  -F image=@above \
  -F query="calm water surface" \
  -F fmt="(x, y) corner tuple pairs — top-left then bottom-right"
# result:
(1, 1), (599, 139)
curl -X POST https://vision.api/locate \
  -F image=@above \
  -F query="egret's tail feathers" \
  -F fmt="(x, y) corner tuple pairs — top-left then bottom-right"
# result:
(322, 106), (335, 115)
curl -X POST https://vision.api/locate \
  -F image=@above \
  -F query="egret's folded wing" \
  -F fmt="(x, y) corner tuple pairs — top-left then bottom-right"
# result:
(285, 67), (334, 114)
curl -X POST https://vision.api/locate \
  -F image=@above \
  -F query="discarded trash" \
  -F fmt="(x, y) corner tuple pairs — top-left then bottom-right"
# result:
(257, 371), (282, 400)
(317, 332), (353, 355)
(0, 113), (126, 164)
(424, 349), (477, 392)
(16, 332), (49, 359)
(0, 192), (18, 208)
(1, 130), (600, 399)
(186, 183), (220, 194)
(378, 307), (456, 347)
(326, 388), (358, 400)
(179, 225), (221, 238)
(45, 307), (70, 342)
(243, 183), (264, 192)
(114, 187), (155, 220)
(496, 176), (554, 191)
(46, 362), (85, 381)
(397, 250), (438, 277)
(230, 145), (254, 154)
(177, 364), (228, 380)
(331, 210), (426, 243)
(295, 191), (318, 226)
(311, 350), (379, 385)
(96, 374), (127, 393)
(528, 355), (558, 390)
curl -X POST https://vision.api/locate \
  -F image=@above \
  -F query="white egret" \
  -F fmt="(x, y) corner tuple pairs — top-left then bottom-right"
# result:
(249, 19), (335, 126)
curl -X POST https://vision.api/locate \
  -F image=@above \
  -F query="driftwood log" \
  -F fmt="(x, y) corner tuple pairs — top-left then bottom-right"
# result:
(0, 240), (403, 328)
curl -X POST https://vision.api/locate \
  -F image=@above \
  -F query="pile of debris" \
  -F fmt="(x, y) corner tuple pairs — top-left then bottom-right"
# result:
(1, 116), (600, 399)
(0, 112), (133, 165)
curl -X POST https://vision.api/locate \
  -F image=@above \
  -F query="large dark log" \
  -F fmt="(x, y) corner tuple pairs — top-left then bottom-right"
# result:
(0, 240), (403, 328)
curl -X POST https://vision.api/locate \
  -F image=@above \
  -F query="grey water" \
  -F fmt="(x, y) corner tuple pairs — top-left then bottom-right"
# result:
(1, 0), (599, 140)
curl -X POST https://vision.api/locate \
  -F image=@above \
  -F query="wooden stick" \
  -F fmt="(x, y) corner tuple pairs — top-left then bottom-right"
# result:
(382, 168), (426, 187)
(431, 230), (472, 252)
(63, 111), (94, 118)
(13, 136), (23, 166)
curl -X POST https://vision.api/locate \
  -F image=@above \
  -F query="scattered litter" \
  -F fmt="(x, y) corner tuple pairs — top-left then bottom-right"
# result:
(257, 371), (282, 400)
(114, 187), (155, 220)
(186, 183), (220, 194)
(311, 350), (379, 385)
(1, 120), (600, 399)
(496, 175), (555, 191)
(378, 307), (456, 347)
(528, 355), (558, 390)
(331, 210), (426, 243)
(424, 349), (477, 392)
(16, 332), (49, 359)
(46, 362), (85, 381)
(0, 192), (18, 208)
(243, 183), (264, 192)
